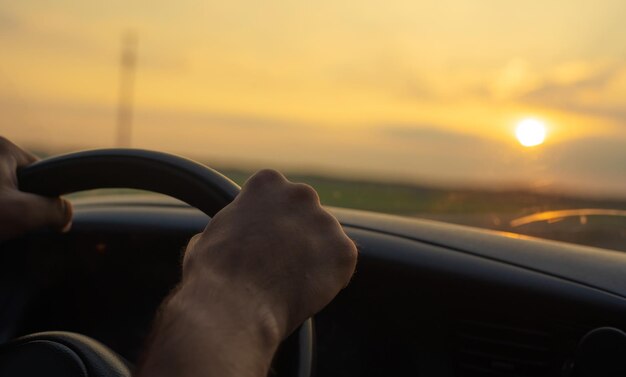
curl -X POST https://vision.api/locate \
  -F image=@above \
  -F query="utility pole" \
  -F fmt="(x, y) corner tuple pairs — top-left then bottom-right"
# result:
(116, 31), (138, 147)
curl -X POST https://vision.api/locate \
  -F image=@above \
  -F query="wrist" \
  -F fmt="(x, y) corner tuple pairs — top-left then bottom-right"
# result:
(173, 272), (285, 348)
(181, 240), (293, 340)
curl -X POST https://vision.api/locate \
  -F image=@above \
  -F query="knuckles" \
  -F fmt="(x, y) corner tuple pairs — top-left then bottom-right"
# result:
(311, 207), (340, 229)
(245, 169), (286, 189)
(0, 137), (36, 165)
(287, 183), (319, 204)
(215, 167), (358, 285)
(243, 170), (322, 208)
(253, 168), (284, 181)
(181, 233), (204, 276)
(335, 234), (358, 266)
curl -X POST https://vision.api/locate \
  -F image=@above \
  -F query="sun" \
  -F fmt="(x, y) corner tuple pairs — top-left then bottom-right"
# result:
(515, 118), (546, 147)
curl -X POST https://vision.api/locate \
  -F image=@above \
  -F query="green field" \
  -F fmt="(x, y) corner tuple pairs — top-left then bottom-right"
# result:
(222, 168), (626, 216)
(221, 168), (626, 253)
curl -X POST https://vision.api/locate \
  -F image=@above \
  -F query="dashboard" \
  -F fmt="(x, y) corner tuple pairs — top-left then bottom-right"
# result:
(1, 198), (626, 376)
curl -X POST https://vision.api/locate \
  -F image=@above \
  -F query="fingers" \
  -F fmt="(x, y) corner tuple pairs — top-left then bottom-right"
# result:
(288, 183), (320, 205)
(0, 136), (38, 167)
(8, 191), (73, 234)
(241, 168), (357, 279)
(0, 137), (73, 242)
(0, 137), (38, 187)
(336, 233), (358, 287)
(186, 167), (359, 334)
(181, 233), (203, 277)
(240, 169), (287, 194)
(241, 170), (321, 208)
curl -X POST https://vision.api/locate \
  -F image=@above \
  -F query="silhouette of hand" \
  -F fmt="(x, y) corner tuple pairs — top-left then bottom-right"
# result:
(0, 137), (72, 242)
(181, 169), (357, 338)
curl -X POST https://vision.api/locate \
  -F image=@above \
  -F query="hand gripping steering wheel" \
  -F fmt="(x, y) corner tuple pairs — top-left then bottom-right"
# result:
(17, 148), (314, 377)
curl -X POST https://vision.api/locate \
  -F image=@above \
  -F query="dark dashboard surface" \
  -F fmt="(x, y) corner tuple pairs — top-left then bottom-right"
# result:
(1, 199), (626, 376)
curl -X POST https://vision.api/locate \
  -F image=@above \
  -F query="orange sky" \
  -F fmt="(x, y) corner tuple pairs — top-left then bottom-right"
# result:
(1, 0), (626, 197)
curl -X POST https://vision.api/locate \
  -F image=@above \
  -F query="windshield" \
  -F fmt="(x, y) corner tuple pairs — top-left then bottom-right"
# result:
(2, 1), (625, 251)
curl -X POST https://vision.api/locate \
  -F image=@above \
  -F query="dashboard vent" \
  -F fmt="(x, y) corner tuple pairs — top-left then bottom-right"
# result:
(452, 320), (578, 377)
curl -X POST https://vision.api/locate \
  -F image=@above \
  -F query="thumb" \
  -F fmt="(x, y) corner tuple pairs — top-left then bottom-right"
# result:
(10, 192), (73, 234)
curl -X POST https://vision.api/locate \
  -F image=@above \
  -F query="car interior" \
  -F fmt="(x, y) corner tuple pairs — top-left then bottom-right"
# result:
(1, 150), (625, 377)
(2, 2), (626, 376)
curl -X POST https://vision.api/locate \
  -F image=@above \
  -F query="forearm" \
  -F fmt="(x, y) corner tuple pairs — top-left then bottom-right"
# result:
(136, 278), (282, 377)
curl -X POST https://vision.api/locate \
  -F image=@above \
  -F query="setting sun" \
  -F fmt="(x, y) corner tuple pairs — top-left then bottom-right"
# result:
(516, 119), (546, 147)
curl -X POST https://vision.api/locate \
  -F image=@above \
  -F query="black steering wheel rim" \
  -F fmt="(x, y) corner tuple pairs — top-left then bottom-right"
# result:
(17, 148), (314, 377)
(17, 149), (240, 217)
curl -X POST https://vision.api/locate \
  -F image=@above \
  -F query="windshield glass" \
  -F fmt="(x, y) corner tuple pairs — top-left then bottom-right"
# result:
(2, 1), (625, 251)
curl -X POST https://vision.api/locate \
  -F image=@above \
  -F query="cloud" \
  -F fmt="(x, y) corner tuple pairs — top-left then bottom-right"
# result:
(490, 58), (539, 100)
(537, 136), (626, 198)
(4, 94), (625, 198)
(518, 63), (626, 123)
(375, 125), (523, 183)
(0, 9), (102, 56)
(378, 124), (626, 197)
(382, 125), (496, 148)
(330, 51), (436, 101)
(546, 137), (626, 179)
(135, 108), (311, 130)
(522, 64), (617, 101)
(0, 9), (20, 32)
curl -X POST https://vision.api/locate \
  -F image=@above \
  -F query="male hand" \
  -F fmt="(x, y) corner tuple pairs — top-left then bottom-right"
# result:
(182, 168), (358, 338)
(139, 169), (357, 377)
(0, 137), (72, 242)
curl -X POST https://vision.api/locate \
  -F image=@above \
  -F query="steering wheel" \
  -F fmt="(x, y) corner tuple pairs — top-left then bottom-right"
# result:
(15, 148), (314, 377)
